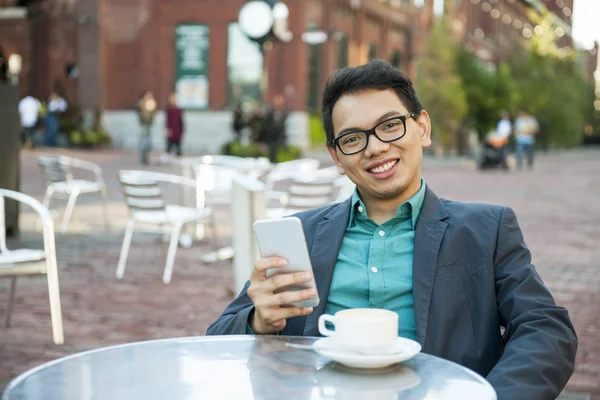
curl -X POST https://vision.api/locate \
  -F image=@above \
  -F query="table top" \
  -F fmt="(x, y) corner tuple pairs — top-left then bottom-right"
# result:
(2, 336), (496, 400)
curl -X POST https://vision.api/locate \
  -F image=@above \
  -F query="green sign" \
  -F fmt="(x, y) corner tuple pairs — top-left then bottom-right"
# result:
(175, 23), (209, 109)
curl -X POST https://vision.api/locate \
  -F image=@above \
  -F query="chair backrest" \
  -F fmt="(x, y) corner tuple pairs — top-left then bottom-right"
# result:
(38, 155), (69, 186)
(263, 158), (321, 192)
(284, 176), (336, 211)
(119, 172), (166, 212)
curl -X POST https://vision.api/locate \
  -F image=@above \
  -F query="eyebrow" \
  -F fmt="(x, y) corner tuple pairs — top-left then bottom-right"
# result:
(336, 111), (402, 137)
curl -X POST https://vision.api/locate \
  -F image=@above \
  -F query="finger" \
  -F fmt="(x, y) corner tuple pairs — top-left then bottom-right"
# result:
(251, 257), (288, 280)
(267, 271), (313, 292)
(260, 288), (318, 308)
(261, 307), (314, 325)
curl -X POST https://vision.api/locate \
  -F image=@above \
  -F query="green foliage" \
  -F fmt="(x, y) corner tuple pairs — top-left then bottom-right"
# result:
(457, 49), (518, 140)
(418, 18), (468, 154)
(221, 141), (303, 162)
(427, 8), (594, 150)
(67, 108), (112, 148)
(508, 47), (589, 148)
(309, 111), (327, 149)
(276, 146), (302, 163)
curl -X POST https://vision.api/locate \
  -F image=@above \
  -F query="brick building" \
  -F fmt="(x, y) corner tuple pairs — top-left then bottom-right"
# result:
(446, 0), (574, 64)
(1, 0), (434, 152)
(0, 0), (581, 152)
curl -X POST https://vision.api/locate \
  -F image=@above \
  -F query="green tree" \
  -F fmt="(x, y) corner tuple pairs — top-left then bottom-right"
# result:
(418, 18), (468, 155)
(508, 19), (589, 149)
(457, 48), (518, 141)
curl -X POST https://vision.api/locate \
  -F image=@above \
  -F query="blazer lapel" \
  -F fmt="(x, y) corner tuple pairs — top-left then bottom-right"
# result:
(302, 198), (352, 336)
(413, 187), (449, 346)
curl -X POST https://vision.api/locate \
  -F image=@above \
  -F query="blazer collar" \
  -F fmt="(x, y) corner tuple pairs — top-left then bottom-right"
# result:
(412, 187), (449, 346)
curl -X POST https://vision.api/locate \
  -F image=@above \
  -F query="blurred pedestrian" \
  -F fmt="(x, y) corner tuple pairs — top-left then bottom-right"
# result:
(265, 95), (288, 162)
(18, 92), (41, 148)
(514, 110), (539, 170)
(232, 102), (245, 142)
(137, 90), (157, 165)
(165, 92), (184, 157)
(45, 92), (68, 147)
(495, 110), (512, 171)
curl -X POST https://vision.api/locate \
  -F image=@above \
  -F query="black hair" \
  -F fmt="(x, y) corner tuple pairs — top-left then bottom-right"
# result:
(321, 59), (424, 144)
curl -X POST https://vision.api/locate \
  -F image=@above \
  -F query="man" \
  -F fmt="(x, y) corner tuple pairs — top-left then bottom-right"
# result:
(45, 92), (68, 147)
(207, 60), (577, 399)
(18, 93), (41, 148)
(495, 110), (512, 170)
(514, 110), (539, 170)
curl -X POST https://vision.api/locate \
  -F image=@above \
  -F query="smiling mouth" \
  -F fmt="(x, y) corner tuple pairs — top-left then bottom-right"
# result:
(368, 159), (398, 174)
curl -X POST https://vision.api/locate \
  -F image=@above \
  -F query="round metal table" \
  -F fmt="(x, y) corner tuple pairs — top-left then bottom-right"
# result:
(2, 336), (497, 400)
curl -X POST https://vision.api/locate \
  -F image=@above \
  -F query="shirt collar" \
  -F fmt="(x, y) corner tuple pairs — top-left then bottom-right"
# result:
(349, 179), (427, 229)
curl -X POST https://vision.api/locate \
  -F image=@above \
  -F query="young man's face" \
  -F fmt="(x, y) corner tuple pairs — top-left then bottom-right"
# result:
(327, 89), (431, 203)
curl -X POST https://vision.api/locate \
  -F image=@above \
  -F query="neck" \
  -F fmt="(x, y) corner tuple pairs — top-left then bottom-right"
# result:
(361, 176), (422, 225)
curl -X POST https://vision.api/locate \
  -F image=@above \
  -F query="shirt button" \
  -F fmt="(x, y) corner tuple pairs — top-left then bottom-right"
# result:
(358, 206), (364, 213)
(378, 230), (385, 236)
(371, 266), (378, 273)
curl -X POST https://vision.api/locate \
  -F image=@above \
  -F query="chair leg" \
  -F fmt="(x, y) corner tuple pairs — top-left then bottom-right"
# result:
(210, 212), (220, 250)
(38, 190), (54, 231)
(116, 219), (135, 279)
(162, 224), (183, 284)
(45, 259), (64, 345)
(100, 186), (110, 232)
(60, 192), (79, 233)
(3, 277), (17, 328)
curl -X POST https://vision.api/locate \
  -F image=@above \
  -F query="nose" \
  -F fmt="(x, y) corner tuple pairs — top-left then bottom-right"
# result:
(363, 133), (390, 158)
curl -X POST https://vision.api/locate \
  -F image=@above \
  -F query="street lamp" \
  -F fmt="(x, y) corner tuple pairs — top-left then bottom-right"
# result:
(7, 53), (22, 86)
(237, 1), (293, 99)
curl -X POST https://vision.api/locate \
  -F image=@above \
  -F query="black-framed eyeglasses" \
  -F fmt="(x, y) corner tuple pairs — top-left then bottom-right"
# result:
(331, 112), (417, 155)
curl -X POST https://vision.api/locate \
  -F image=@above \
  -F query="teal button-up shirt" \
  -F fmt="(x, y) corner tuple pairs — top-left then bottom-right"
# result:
(324, 179), (426, 341)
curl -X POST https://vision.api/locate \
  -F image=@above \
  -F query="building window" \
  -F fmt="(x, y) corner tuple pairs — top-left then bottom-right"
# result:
(368, 43), (377, 60)
(433, 0), (444, 16)
(338, 34), (349, 68)
(227, 22), (263, 106)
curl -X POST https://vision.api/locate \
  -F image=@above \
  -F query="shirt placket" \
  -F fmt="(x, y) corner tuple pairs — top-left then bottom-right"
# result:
(367, 223), (389, 308)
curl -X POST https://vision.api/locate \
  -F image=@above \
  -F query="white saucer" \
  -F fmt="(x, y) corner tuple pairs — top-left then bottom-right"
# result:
(313, 337), (422, 369)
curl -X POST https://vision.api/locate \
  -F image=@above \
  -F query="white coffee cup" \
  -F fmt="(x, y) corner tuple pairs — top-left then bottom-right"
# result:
(318, 308), (399, 354)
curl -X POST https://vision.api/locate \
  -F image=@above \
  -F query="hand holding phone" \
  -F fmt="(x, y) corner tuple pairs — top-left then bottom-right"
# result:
(247, 217), (319, 334)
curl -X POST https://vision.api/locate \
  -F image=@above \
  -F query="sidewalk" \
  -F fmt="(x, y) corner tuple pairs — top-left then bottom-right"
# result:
(1, 147), (599, 399)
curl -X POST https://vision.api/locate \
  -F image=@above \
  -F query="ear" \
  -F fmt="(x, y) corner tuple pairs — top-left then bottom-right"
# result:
(416, 110), (432, 148)
(327, 144), (345, 175)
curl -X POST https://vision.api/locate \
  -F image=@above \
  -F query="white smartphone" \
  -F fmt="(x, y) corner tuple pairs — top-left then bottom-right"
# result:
(253, 217), (320, 308)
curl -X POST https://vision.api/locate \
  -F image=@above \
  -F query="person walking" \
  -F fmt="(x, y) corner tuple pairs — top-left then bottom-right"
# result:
(165, 92), (184, 157)
(495, 110), (512, 171)
(514, 110), (539, 170)
(18, 93), (41, 148)
(137, 90), (157, 165)
(45, 92), (68, 147)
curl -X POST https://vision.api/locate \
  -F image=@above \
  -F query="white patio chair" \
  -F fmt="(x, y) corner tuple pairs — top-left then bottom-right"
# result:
(262, 158), (321, 204)
(0, 189), (64, 345)
(266, 175), (337, 219)
(38, 155), (110, 233)
(116, 170), (217, 284)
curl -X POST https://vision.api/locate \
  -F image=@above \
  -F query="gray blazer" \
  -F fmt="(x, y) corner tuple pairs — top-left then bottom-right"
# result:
(206, 187), (577, 399)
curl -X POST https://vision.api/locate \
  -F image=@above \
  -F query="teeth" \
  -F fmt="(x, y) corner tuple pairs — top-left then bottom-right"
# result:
(370, 160), (397, 174)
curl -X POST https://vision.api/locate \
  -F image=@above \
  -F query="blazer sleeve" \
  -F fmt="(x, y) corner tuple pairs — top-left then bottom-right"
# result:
(486, 207), (578, 399)
(205, 281), (255, 335)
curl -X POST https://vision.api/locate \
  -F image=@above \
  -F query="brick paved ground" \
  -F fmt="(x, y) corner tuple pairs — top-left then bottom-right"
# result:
(1, 147), (599, 399)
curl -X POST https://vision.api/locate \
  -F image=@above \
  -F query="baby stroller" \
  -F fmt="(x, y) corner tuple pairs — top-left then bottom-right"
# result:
(478, 136), (508, 170)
